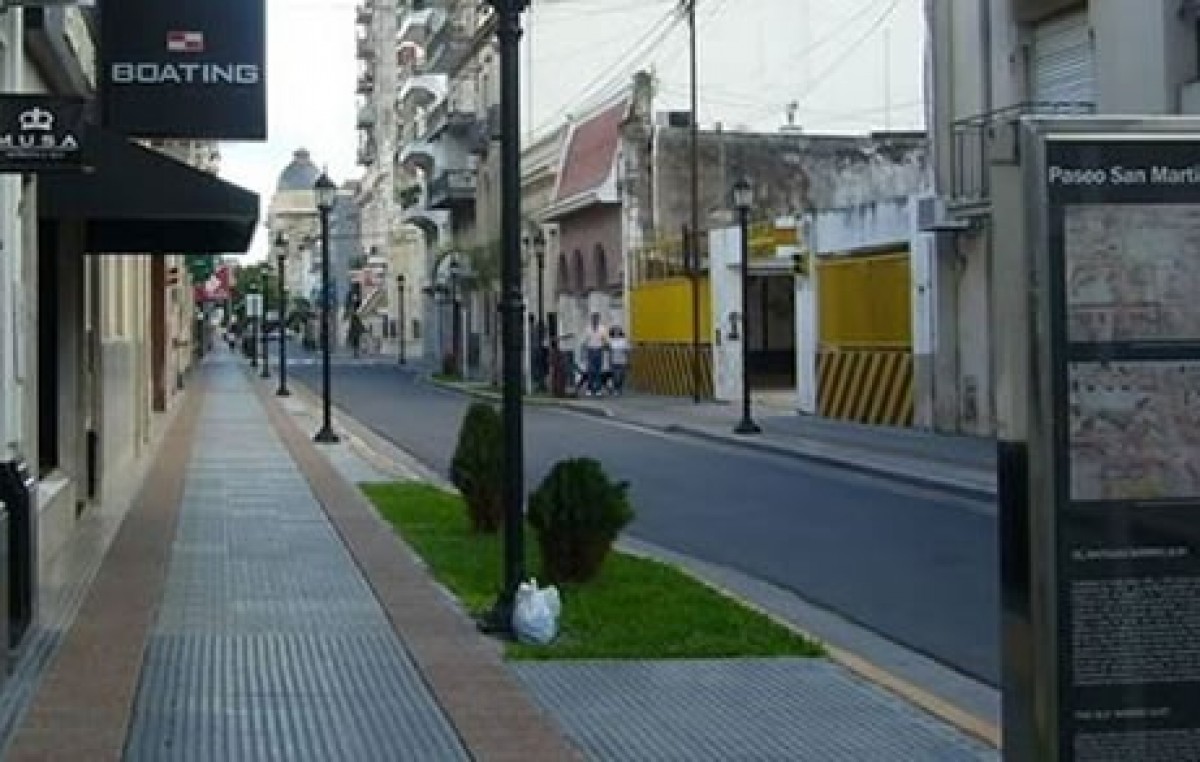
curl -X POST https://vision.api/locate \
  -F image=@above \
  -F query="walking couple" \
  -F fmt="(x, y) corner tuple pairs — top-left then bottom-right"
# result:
(581, 312), (629, 397)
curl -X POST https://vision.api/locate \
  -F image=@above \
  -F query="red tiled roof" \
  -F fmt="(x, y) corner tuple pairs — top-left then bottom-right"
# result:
(554, 99), (627, 203)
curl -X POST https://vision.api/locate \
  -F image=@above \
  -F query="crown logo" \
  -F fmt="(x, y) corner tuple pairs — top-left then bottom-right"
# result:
(18, 107), (54, 132)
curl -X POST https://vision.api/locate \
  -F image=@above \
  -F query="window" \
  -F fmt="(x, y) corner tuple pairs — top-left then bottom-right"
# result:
(594, 244), (608, 288)
(556, 253), (570, 295)
(573, 249), (586, 294)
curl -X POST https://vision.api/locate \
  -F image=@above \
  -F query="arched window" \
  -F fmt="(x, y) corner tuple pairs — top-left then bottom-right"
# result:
(593, 244), (608, 289)
(556, 253), (570, 295)
(572, 249), (586, 294)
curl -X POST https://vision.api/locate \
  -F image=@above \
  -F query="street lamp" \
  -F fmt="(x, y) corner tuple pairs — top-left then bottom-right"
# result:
(260, 272), (271, 379)
(732, 177), (761, 435)
(533, 229), (546, 391)
(448, 258), (461, 377)
(478, 0), (530, 637)
(313, 170), (340, 444)
(397, 273), (406, 365)
(249, 286), (259, 368)
(275, 232), (291, 397)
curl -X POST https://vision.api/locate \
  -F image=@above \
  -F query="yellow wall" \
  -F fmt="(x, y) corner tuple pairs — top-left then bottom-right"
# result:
(817, 252), (911, 348)
(630, 276), (712, 343)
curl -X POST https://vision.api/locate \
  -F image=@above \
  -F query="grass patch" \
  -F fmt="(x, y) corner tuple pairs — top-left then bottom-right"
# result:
(362, 482), (823, 660)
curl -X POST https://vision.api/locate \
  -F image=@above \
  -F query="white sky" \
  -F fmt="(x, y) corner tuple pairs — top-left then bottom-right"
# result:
(221, 0), (924, 261)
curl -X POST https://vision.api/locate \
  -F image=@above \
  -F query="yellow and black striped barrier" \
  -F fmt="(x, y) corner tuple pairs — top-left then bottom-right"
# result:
(629, 342), (713, 398)
(817, 348), (913, 427)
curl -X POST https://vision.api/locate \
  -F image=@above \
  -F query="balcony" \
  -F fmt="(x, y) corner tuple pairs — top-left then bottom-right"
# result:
(355, 2), (373, 24)
(356, 33), (374, 59)
(427, 168), (476, 210)
(356, 104), (375, 129)
(395, 183), (423, 210)
(397, 73), (447, 109)
(397, 7), (444, 47)
(468, 104), (500, 156)
(949, 101), (1093, 212)
(398, 140), (438, 175)
(356, 71), (375, 94)
(357, 143), (376, 167)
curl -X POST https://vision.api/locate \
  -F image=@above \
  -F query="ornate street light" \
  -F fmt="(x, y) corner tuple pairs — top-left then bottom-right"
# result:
(397, 273), (407, 365)
(313, 170), (340, 444)
(275, 232), (291, 397)
(732, 177), (761, 435)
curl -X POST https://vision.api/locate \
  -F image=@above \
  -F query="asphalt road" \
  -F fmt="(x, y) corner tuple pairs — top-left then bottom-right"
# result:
(290, 360), (1000, 685)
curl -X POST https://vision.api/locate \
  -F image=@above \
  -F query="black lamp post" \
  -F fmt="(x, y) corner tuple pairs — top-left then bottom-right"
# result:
(533, 229), (546, 391)
(732, 177), (761, 435)
(397, 273), (407, 365)
(275, 232), (291, 397)
(479, 0), (529, 636)
(313, 170), (340, 444)
(260, 275), (271, 379)
(249, 289), (259, 368)
(448, 258), (461, 377)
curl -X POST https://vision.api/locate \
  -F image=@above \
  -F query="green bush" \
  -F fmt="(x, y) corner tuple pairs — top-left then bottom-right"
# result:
(450, 402), (504, 532)
(441, 351), (460, 379)
(528, 458), (633, 583)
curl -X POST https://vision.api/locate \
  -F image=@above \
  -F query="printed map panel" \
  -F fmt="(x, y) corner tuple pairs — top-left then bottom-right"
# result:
(1066, 204), (1200, 343)
(1069, 361), (1200, 502)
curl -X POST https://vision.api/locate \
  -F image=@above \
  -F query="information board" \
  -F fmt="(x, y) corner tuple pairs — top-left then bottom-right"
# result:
(1045, 137), (1200, 761)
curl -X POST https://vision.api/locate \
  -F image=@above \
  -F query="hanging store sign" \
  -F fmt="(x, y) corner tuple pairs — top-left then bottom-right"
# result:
(0, 95), (87, 173)
(99, 0), (266, 139)
(1026, 124), (1200, 760)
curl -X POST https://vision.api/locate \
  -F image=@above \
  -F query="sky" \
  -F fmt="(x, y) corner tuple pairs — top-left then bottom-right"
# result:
(221, 0), (925, 261)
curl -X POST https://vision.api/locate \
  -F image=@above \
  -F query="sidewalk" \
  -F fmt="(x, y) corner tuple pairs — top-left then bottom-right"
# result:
(434, 381), (997, 501)
(3, 353), (999, 760)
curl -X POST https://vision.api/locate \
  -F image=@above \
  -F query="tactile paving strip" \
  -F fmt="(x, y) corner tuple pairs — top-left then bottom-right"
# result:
(124, 374), (468, 762)
(512, 659), (999, 762)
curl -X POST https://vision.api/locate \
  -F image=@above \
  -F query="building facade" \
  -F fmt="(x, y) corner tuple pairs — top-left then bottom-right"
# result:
(0, 2), (259, 706)
(925, 0), (1200, 436)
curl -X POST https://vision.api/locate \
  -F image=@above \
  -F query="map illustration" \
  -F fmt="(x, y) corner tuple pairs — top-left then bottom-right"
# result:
(1069, 361), (1200, 501)
(1065, 204), (1200, 343)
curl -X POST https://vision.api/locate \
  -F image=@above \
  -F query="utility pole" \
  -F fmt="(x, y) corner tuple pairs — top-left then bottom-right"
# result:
(686, 0), (701, 403)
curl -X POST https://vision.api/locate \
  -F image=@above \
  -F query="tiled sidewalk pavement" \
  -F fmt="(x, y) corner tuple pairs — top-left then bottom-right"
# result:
(123, 365), (468, 760)
(513, 661), (998, 762)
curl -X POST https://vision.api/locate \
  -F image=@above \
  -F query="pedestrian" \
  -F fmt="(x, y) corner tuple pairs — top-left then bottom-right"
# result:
(349, 314), (365, 358)
(609, 326), (630, 395)
(582, 313), (609, 397)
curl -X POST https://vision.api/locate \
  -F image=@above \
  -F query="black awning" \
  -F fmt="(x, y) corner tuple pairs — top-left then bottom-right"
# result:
(38, 128), (259, 254)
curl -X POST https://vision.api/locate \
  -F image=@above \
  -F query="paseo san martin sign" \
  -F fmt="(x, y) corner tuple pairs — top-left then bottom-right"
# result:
(100, 0), (266, 139)
(0, 95), (87, 172)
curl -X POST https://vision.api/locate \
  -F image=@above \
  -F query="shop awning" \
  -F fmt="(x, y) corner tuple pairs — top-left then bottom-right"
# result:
(38, 128), (259, 254)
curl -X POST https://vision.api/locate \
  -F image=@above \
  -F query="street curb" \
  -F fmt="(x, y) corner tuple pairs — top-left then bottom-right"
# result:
(662, 424), (997, 503)
(429, 377), (995, 503)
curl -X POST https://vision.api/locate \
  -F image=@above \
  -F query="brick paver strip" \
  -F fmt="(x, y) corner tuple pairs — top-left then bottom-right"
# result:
(6, 379), (205, 761)
(256, 381), (582, 762)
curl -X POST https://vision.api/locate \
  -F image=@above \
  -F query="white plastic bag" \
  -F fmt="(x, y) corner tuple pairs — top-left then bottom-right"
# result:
(512, 578), (561, 645)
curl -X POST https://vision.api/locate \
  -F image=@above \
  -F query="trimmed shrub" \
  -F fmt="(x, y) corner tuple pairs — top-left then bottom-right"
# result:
(528, 458), (633, 583)
(450, 402), (504, 532)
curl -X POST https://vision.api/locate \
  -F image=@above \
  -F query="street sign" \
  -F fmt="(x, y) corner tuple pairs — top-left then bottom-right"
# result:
(245, 293), (262, 317)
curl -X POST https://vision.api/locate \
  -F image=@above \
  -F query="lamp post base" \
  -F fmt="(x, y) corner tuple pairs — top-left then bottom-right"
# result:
(276, 386), (291, 397)
(313, 427), (340, 444)
(476, 597), (516, 639)
(734, 418), (762, 435)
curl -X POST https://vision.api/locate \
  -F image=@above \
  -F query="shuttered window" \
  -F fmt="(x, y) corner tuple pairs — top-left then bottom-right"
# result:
(1032, 11), (1097, 103)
